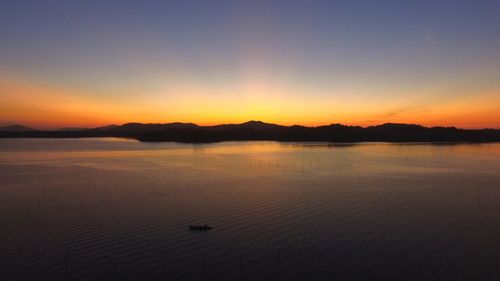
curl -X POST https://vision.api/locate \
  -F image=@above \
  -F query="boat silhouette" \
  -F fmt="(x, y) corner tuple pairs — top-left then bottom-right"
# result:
(188, 224), (213, 231)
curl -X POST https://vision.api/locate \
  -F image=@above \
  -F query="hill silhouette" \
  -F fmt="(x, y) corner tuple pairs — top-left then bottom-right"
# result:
(0, 121), (499, 143)
(0, 124), (37, 132)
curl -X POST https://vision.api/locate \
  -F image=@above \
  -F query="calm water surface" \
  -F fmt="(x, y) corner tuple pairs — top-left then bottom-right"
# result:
(1, 138), (499, 281)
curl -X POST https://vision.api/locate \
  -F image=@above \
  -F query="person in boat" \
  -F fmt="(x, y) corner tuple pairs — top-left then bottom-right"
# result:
(188, 224), (213, 231)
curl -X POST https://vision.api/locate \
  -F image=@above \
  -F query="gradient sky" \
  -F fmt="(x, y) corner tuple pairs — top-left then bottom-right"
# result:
(1, 0), (499, 129)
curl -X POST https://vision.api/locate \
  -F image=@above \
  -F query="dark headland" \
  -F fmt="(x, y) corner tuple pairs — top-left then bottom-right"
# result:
(1, 121), (499, 143)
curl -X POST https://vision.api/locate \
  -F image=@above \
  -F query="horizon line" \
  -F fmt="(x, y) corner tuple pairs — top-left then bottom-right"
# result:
(2, 120), (499, 131)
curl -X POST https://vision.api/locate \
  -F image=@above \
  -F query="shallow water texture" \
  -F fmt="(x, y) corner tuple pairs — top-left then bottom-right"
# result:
(1, 138), (499, 281)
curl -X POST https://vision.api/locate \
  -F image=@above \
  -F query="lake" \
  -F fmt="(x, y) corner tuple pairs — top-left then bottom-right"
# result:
(1, 138), (499, 281)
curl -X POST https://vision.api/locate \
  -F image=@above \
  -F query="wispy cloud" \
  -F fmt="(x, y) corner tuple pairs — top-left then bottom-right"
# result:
(379, 106), (430, 118)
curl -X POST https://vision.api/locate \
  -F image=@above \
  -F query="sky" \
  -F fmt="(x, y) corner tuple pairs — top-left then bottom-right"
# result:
(0, 0), (499, 129)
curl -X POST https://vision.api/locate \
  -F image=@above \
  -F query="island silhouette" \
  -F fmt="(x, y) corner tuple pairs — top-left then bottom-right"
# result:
(1, 121), (499, 143)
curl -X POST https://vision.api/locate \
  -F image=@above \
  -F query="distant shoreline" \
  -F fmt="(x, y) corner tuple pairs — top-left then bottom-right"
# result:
(1, 138), (499, 146)
(1, 121), (499, 143)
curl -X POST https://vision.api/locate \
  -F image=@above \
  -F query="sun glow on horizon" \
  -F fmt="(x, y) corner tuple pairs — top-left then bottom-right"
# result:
(1, 76), (499, 130)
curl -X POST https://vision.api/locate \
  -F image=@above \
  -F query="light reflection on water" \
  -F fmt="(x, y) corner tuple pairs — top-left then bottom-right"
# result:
(0, 138), (499, 280)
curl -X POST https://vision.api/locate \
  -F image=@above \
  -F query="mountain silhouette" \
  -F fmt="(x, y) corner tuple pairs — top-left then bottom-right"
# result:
(0, 121), (499, 143)
(0, 124), (37, 132)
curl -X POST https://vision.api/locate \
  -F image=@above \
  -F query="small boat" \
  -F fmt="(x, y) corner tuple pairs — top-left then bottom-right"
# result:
(188, 224), (213, 231)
